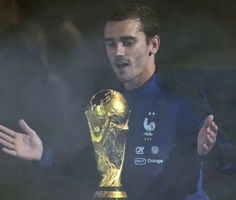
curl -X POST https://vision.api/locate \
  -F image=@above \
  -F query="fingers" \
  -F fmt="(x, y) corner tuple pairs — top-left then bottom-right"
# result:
(19, 119), (35, 136)
(2, 148), (17, 157)
(0, 125), (16, 149)
(0, 138), (14, 149)
(0, 124), (16, 137)
(206, 133), (215, 145)
(203, 115), (214, 129)
(0, 129), (15, 150)
(203, 119), (218, 149)
(206, 118), (218, 140)
(201, 136), (214, 152)
(203, 143), (209, 151)
(0, 125), (16, 152)
(204, 115), (218, 135)
(210, 121), (218, 134)
(200, 135), (215, 154)
(199, 115), (219, 155)
(0, 131), (14, 143)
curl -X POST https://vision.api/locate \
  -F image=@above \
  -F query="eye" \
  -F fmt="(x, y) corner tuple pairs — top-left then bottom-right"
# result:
(105, 40), (116, 48)
(122, 40), (135, 47)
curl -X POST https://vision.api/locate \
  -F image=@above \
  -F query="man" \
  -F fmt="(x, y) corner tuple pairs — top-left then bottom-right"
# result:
(0, 3), (235, 200)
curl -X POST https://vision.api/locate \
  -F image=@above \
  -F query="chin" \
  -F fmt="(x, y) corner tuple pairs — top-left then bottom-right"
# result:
(119, 77), (133, 85)
(117, 76), (127, 83)
(115, 70), (134, 83)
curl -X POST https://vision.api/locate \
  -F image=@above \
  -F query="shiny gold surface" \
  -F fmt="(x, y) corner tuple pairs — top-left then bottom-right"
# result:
(85, 89), (130, 199)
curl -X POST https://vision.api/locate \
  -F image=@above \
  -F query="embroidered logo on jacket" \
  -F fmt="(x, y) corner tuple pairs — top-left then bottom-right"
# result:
(135, 146), (144, 155)
(143, 112), (156, 140)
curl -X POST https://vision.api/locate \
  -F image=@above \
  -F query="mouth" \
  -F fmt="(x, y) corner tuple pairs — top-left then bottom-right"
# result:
(114, 59), (130, 69)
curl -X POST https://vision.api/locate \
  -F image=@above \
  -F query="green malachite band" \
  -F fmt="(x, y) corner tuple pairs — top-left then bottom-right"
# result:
(94, 190), (127, 199)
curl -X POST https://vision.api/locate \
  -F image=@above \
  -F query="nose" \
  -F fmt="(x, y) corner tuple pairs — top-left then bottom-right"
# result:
(115, 42), (125, 56)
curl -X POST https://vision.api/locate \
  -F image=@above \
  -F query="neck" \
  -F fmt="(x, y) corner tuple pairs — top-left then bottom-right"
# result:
(124, 64), (156, 90)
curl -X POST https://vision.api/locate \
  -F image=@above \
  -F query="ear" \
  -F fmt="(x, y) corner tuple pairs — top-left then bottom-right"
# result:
(149, 35), (160, 55)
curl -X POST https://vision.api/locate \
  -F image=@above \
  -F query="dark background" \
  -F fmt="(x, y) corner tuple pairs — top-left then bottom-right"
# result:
(0, 0), (236, 199)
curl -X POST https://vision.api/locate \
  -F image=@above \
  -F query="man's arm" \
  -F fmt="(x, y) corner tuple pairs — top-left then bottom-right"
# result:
(198, 115), (236, 173)
(0, 120), (99, 180)
(0, 119), (43, 161)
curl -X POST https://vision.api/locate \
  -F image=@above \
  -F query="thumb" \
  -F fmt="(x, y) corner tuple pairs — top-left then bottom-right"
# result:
(18, 119), (36, 136)
(203, 115), (214, 129)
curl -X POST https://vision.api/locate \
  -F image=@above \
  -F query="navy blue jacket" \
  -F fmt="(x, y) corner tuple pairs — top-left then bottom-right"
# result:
(40, 70), (236, 200)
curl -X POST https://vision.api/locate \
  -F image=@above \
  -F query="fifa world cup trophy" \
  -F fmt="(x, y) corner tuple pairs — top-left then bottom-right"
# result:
(85, 89), (130, 200)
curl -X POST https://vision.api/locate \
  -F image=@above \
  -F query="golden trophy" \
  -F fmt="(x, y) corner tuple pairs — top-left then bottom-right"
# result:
(85, 89), (130, 200)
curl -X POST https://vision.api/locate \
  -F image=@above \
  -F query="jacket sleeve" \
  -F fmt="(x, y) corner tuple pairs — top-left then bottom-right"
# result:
(199, 136), (236, 173)
(195, 90), (236, 173)
(36, 142), (100, 182)
(173, 82), (236, 174)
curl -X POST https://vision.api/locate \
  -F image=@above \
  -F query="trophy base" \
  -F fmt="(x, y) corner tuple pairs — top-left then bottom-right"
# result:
(93, 187), (127, 199)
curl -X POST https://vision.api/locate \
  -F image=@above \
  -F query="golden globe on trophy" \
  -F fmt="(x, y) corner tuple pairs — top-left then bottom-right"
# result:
(85, 89), (130, 200)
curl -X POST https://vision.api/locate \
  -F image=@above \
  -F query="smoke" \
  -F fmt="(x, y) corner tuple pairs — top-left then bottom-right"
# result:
(0, 0), (235, 199)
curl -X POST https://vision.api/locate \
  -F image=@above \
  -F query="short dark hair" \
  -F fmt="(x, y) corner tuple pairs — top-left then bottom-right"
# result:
(108, 3), (160, 42)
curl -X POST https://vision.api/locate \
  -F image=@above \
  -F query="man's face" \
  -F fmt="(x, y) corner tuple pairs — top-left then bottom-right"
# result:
(104, 19), (157, 89)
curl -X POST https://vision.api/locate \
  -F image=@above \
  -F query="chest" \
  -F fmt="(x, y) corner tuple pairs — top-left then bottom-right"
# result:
(124, 92), (177, 173)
